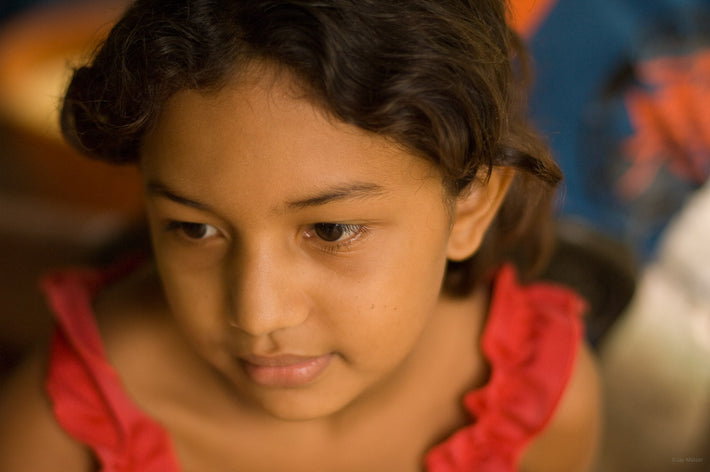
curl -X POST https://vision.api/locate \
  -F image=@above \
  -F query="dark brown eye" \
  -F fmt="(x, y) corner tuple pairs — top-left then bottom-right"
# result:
(181, 223), (209, 239)
(167, 221), (219, 240)
(314, 223), (346, 242)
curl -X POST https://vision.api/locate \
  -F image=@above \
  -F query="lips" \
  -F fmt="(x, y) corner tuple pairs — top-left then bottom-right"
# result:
(239, 353), (333, 388)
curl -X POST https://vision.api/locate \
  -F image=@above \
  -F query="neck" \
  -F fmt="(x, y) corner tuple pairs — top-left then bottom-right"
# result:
(159, 286), (491, 472)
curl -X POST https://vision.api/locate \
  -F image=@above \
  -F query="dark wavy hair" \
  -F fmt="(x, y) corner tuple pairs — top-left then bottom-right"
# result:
(61, 0), (562, 296)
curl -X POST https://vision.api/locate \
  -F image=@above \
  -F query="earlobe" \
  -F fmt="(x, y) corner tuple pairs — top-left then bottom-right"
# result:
(446, 168), (515, 261)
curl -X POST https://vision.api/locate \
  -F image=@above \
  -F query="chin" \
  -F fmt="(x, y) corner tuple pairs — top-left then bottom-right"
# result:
(248, 386), (358, 423)
(243, 376), (370, 422)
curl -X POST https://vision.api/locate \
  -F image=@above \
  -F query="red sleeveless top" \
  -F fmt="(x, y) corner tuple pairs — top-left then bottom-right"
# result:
(42, 262), (584, 471)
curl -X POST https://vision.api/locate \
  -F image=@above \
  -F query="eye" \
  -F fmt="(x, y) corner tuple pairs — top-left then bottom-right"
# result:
(303, 223), (369, 254)
(166, 221), (220, 240)
(312, 223), (361, 242)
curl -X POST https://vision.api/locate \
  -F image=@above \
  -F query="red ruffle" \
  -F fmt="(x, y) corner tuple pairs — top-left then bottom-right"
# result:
(43, 262), (583, 471)
(43, 260), (181, 472)
(425, 265), (585, 471)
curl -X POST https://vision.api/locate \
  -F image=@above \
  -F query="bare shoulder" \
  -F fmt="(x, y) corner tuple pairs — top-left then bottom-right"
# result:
(93, 263), (179, 397)
(92, 263), (206, 415)
(0, 350), (94, 471)
(94, 263), (168, 338)
(520, 342), (602, 472)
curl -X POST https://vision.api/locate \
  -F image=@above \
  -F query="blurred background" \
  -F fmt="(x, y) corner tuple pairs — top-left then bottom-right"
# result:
(0, 0), (141, 379)
(0, 0), (708, 470)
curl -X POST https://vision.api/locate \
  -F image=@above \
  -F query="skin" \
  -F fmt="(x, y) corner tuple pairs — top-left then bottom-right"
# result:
(139, 66), (504, 424)
(0, 66), (600, 471)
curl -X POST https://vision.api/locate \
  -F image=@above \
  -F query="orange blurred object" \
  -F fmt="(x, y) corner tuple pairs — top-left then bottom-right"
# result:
(509, 0), (558, 38)
(0, 0), (141, 217)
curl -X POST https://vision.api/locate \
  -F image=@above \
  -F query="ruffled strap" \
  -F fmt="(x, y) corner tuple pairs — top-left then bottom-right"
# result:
(426, 264), (585, 471)
(42, 261), (181, 472)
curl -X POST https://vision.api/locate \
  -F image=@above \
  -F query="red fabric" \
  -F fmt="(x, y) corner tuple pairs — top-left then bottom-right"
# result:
(426, 265), (585, 471)
(43, 263), (584, 471)
(43, 259), (181, 472)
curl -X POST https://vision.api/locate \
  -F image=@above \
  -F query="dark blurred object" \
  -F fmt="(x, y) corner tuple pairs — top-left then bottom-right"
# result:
(0, 0), (63, 23)
(90, 221), (152, 267)
(0, 0), (136, 383)
(0, 232), (90, 384)
(542, 220), (638, 349)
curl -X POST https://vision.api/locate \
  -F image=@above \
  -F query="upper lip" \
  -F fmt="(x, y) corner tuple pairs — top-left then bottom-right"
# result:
(240, 354), (328, 367)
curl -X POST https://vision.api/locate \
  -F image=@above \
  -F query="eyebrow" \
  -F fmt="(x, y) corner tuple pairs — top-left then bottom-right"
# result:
(146, 181), (213, 211)
(146, 180), (388, 212)
(286, 182), (388, 210)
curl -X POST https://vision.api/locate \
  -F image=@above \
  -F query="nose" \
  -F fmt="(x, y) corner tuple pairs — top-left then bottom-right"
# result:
(227, 246), (309, 336)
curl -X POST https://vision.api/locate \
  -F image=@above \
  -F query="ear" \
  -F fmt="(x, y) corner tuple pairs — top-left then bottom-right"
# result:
(446, 168), (515, 261)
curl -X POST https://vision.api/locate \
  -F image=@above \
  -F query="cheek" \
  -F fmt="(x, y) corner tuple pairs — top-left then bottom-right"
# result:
(321, 241), (448, 365)
(154, 252), (227, 347)
(328, 296), (436, 376)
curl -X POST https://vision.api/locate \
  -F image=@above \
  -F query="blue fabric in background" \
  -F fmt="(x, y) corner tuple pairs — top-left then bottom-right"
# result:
(527, 0), (710, 260)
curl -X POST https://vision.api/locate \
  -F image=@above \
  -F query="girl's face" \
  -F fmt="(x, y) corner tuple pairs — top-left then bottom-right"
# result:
(141, 70), (462, 421)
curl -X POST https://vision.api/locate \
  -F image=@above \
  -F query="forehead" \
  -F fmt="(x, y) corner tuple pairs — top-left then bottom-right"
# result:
(140, 69), (443, 211)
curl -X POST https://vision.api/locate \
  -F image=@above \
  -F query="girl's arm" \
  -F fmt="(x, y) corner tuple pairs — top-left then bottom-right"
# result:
(519, 343), (602, 472)
(0, 351), (94, 472)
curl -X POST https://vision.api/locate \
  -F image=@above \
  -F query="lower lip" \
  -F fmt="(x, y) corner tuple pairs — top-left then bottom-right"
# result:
(240, 354), (333, 388)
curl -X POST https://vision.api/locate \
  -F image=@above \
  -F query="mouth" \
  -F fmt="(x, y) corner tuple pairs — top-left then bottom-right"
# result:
(239, 353), (334, 388)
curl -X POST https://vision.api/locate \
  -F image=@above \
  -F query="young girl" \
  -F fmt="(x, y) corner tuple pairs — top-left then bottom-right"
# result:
(0, 0), (600, 470)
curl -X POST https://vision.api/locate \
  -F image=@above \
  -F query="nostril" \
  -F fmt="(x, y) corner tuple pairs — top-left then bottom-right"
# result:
(225, 303), (310, 337)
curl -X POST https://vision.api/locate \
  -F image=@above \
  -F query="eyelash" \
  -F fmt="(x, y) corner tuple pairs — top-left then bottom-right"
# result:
(304, 223), (369, 254)
(164, 220), (369, 253)
(164, 221), (220, 241)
